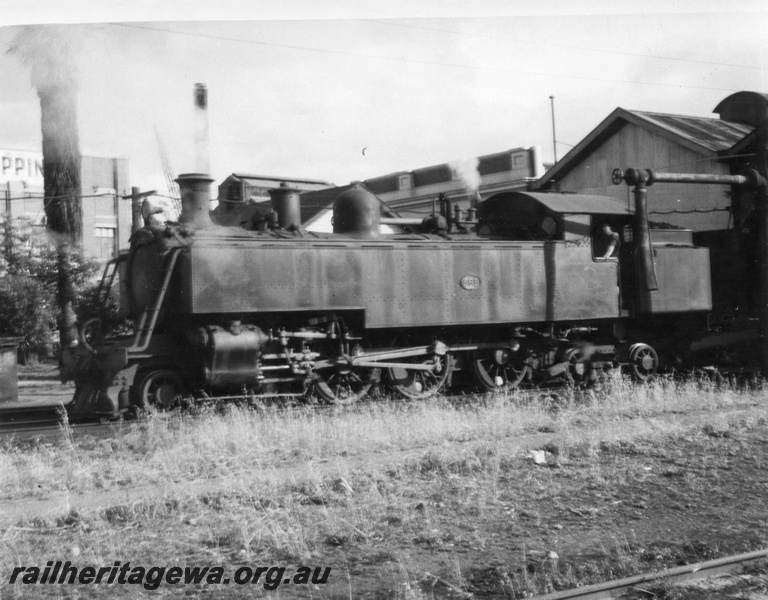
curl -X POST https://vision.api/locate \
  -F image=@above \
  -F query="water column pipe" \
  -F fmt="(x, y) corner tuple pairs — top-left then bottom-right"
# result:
(620, 168), (658, 291)
(616, 167), (768, 373)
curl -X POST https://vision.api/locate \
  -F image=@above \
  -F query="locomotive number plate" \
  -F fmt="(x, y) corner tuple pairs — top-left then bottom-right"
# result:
(460, 275), (481, 290)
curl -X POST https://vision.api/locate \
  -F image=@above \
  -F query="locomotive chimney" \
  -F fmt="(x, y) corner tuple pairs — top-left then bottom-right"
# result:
(176, 173), (214, 228)
(194, 83), (211, 174)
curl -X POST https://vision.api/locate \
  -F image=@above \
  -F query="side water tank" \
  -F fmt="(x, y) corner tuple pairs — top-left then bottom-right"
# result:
(332, 187), (380, 238)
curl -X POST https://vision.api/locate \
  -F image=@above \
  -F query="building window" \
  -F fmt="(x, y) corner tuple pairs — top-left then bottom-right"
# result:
(95, 227), (116, 259)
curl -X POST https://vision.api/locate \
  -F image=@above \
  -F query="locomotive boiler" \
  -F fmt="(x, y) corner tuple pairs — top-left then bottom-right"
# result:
(61, 172), (713, 418)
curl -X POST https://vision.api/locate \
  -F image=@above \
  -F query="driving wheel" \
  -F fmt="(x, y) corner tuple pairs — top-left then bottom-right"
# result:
(132, 369), (184, 413)
(387, 352), (452, 399)
(313, 344), (375, 404)
(472, 348), (526, 391)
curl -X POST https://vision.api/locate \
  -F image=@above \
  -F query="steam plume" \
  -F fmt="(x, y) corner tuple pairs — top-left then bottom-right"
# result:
(451, 157), (481, 200)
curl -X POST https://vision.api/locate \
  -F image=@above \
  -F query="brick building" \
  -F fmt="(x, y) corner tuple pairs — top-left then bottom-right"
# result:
(0, 149), (132, 260)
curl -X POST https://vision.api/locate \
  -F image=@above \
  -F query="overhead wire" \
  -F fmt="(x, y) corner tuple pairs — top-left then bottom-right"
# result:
(110, 22), (751, 93)
(2, 192), (122, 202)
(361, 19), (766, 73)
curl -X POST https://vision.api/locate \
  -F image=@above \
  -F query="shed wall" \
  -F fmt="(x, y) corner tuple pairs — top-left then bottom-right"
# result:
(554, 123), (731, 231)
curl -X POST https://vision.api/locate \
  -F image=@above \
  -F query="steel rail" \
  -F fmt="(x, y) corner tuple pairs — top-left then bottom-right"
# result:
(0, 368), (748, 439)
(0, 385), (499, 439)
(531, 548), (768, 600)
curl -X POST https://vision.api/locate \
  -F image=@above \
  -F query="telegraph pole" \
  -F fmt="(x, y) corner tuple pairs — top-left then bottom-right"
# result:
(123, 187), (158, 232)
(549, 95), (558, 163)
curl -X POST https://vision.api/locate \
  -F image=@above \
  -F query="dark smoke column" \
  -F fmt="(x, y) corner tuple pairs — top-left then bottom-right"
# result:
(9, 26), (83, 349)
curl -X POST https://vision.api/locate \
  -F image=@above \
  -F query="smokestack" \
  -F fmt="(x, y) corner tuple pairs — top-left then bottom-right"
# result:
(176, 173), (214, 229)
(194, 83), (210, 175)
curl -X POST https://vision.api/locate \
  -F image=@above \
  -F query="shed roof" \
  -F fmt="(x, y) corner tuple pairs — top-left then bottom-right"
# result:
(222, 173), (334, 189)
(631, 111), (753, 152)
(535, 107), (754, 188)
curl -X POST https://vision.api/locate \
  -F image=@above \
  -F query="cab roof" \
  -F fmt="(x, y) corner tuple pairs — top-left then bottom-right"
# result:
(498, 191), (634, 215)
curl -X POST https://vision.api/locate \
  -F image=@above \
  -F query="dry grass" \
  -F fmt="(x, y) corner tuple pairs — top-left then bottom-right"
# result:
(0, 374), (762, 501)
(1, 374), (767, 599)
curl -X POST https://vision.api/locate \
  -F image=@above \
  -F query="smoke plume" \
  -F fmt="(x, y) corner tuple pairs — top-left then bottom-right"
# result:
(8, 25), (84, 348)
(9, 25), (83, 245)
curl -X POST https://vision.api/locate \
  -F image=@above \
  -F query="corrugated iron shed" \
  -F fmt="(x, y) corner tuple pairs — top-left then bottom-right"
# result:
(535, 107), (755, 189)
(630, 111), (753, 153)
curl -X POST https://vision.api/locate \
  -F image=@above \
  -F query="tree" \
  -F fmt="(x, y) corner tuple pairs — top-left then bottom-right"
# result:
(0, 214), (100, 361)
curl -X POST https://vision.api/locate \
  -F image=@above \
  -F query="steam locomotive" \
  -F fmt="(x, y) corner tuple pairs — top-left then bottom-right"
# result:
(61, 173), (713, 417)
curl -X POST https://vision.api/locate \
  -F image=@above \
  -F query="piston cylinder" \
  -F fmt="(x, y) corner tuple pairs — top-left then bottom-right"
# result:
(196, 324), (270, 388)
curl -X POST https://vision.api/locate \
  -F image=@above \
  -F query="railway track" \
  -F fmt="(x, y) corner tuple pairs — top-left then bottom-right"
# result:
(0, 366), (758, 440)
(0, 380), (543, 440)
(531, 549), (768, 600)
(0, 404), (67, 431)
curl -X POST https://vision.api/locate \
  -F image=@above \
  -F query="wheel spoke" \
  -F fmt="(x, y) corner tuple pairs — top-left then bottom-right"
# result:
(629, 343), (659, 382)
(313, 346), (373, 405)
(472, 348), (525, 391)
(387, 352), (452, 399)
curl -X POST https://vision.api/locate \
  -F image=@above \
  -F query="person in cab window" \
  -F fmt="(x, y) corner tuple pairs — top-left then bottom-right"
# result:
(596, 222), (620, 259)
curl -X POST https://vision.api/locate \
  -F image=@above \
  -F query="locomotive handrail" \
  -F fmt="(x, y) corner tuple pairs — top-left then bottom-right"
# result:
(130, 247), (182, 353)
(78, 318), (102, 355)
(95, 254), (127, 309)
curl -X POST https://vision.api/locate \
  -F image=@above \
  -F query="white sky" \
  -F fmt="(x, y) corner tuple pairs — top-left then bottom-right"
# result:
(0, 0), (766, 195)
